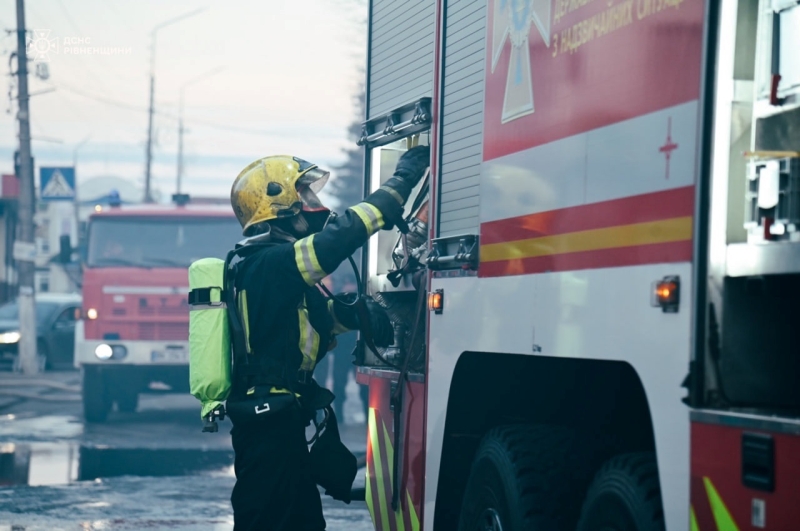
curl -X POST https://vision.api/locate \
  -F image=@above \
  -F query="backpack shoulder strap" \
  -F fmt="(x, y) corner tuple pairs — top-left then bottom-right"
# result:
(224, 249), (256, 392)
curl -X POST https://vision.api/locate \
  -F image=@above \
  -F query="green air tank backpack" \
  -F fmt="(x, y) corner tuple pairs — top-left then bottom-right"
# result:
(188, 258), (231, 429)
(188, 242), (295, 431)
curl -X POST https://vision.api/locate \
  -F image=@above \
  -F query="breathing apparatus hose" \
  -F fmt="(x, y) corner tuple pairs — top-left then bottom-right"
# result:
(314, 209), (403, 370)
(317, 256), (405, 372)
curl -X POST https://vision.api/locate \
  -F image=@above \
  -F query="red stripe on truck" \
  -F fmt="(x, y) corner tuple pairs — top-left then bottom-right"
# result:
(481, 186), (695, 245)
(479, 239), (692, 277)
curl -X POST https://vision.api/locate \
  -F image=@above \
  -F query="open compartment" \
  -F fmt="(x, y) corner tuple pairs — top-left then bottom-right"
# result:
(703, 0), (800, 414)
(356, 98), (432, 373)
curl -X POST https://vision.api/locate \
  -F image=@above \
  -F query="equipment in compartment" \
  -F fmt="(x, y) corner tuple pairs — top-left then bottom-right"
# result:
(744, 0), (800, 243)
(745, 157), (800, 241)
(370, 289), (426, 373)
(360, 112), (431, 372)
(366, 157), (429, 372)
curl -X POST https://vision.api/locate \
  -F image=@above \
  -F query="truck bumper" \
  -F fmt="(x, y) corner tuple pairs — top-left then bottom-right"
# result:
(74, 320), (189, 367)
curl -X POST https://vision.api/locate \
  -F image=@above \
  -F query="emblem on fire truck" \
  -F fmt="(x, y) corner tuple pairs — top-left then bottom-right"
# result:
(491, 0), (551, 123)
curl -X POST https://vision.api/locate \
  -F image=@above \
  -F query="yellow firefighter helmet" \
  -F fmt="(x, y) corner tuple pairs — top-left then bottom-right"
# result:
(230, 155), (330, 234)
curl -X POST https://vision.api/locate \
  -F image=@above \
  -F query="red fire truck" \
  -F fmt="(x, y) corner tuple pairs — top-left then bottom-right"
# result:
(75, 198), (240, 422)
(354, 0), (800, 530)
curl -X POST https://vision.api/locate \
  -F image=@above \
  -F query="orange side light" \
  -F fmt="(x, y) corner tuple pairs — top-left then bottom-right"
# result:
(428, 289), (444, 314)
(652, 276), (680, 313)
(656, 283), (675, 300)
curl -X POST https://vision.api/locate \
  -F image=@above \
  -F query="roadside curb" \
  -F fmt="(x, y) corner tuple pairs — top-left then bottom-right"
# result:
(0, 390), (81, 402)
(0, 372), (81, 408)
(0, 379), (80, 393)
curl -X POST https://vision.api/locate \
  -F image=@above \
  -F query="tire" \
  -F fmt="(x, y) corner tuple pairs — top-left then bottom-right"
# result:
(82, 367), (111, 423)
(457, 425), (610, 531)
(115, 390), (138, 413)
(576, 453), (665, 531)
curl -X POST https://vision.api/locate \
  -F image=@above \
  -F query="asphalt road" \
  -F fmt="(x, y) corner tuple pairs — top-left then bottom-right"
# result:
(0, 370), (373, 530)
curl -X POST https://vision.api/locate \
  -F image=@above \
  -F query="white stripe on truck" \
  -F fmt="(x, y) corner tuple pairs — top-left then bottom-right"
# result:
(102, 286), (189, 295)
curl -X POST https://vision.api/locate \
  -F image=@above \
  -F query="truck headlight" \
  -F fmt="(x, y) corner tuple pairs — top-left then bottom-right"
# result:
(86, 308), (98, 320)
(95, 344), (113, 360)
(95, 344), (127, 360)
(0, 331), (20, 344)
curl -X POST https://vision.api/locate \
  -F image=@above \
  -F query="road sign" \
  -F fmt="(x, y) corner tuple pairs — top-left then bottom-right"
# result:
(40, 166), (75, 201)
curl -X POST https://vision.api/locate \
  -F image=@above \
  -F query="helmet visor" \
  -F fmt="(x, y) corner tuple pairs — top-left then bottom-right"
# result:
(297, 167), (330, 212)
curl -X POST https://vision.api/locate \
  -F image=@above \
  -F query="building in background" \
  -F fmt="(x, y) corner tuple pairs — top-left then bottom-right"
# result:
(0, 174), (20, 303)
(33, 200), (79, 294)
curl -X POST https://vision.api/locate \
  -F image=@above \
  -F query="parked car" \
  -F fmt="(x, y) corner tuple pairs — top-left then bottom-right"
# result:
(0, 293), (82, 371)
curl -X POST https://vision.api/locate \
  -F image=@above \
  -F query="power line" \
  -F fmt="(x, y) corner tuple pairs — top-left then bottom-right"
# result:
(94, 0), (138, 37)
(54, 0), (87, 43)
(50, 81), (148, 112)
(24, 2), (114, 95)
(179, 117), (283, 136)
(48, 81), (295, 137)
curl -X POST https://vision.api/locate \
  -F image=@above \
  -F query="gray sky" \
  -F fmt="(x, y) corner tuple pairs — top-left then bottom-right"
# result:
(0, 0), (367, 202)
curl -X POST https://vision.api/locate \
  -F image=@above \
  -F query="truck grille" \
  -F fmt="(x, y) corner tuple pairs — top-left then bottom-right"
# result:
(138, 322), (189, 341)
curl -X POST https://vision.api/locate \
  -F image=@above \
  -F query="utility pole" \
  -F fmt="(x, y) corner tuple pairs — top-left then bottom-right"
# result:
(143, 8), (206, 204)
(144, 74), (155, 203)
(176, 113), (184, 194)
(15, 0), (38, 374)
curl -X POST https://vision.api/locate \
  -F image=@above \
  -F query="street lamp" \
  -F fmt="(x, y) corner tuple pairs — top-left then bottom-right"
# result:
(144, 7), (206, 203)
(177, 66), (224, 194)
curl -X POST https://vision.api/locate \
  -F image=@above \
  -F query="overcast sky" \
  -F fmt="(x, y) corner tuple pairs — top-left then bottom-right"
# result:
(0, 0), (367, 203)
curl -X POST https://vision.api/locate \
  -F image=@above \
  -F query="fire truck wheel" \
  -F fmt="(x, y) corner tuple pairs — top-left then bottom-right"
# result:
(115, 391), (138, 413)
(457, 424), (607, 531)
(82, 367), (111, 423)
(576, 453), (665, 531)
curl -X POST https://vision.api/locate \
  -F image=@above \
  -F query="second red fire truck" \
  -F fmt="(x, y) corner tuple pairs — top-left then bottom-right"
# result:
(75, 197), (240, 422)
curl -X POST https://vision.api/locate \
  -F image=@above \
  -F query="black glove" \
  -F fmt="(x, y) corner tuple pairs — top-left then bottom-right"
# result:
(376, 146), (430, 232)
(393, 145), (430, 190)
(363, 298), (393, 347)
(333, 294), (394, 348)
(309, 407), (357, 503)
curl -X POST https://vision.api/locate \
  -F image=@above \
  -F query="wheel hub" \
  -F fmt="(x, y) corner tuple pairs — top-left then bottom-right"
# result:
(479, 508), (504, 531)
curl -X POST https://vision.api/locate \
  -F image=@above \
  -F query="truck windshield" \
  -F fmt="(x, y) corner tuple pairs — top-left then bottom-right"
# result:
(87, 217), (242, 268)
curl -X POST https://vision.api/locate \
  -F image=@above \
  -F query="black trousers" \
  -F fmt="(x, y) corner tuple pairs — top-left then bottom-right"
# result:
(230, 408), (325, 531)
(315, 332), (369, 420)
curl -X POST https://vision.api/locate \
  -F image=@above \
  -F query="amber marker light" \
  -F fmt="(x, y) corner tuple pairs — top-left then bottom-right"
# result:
(428, 289), (444, 314)
(651, 276), (680, 313)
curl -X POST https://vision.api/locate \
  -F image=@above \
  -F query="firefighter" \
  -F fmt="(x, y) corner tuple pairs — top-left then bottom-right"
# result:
(226, 146), (430, 530)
